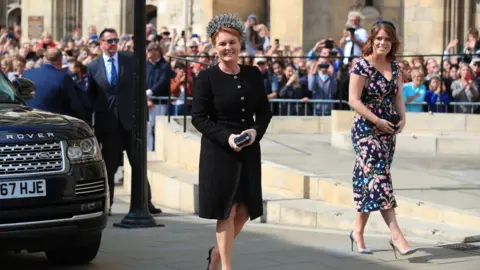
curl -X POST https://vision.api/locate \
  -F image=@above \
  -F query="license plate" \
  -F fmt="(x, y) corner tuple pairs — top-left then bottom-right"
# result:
(0, 180), (46, 199)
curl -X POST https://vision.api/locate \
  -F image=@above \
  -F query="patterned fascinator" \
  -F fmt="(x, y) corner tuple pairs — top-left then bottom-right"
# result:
(206, 13), (246, 41)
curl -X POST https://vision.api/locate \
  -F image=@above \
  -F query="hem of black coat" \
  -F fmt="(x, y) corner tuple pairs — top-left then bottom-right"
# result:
(198, 213), (263, 221)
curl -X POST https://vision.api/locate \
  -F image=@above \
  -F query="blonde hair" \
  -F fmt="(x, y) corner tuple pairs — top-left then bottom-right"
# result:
(459, 63), (474, 78)
(346, 11), (364, 26)
(410, 68), (424, 77)
(1, 58), (14, 72)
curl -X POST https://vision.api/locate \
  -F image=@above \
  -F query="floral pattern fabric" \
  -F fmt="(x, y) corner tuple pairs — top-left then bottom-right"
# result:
(351, 57), (400, 213)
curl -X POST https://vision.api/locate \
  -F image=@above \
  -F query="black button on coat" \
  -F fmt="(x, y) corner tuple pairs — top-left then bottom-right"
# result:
(191, 64), (273, 220)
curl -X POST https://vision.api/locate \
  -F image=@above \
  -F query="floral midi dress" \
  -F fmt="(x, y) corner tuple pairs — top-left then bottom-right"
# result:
(351, 57), (400, 213)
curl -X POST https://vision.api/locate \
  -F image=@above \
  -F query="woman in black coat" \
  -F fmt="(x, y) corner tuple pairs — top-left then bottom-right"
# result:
(191, 14), (272, 270)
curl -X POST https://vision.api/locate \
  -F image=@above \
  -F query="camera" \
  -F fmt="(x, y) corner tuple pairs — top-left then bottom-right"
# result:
(325, 40), (334, 49)
(318, 63), (330, 69)
(346, 27), (356, 34)
(329, 49), (338, 58)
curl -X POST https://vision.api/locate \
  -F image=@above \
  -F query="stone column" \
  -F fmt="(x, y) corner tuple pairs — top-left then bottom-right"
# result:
(154, 0), (263, 42)
(155, 0), (185, 32)
(374, 0), (403, 51)
(303, 0), (342, 51)
(476, 1), (480, 30)
(213, 0), (265, 23)
(82, 0), (123, 37)
(0, 1), (7, 27)
(269, 0), (304, 49)
(402, 0), (445, 56)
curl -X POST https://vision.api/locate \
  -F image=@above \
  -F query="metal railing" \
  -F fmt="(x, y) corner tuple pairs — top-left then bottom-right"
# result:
(405, 101), (480, 114)
(149, 96), (351, 117)
(164, 55), (210, 132)
(153, 52), (479, 132)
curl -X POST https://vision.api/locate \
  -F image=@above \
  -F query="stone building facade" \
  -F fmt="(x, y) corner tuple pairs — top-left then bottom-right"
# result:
(13, 0), (480, 55)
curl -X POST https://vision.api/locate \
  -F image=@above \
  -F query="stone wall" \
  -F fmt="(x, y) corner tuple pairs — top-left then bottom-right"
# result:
(300, 0), (403, 53)
(21, 0), (54, 41)
(155, 0), (185, 33)
(374, 0), (402, 42)
(269, 0), (304, 49)
(18, 0), (476, 55)
(82, 0), (123, 37)
(402, 0), (445, 55)
(213, 0), (265, 25)
(1, 1), (8, 27)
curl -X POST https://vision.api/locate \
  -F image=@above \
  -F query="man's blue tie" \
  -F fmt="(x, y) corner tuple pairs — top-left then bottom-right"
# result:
(109, 58), (117, 87)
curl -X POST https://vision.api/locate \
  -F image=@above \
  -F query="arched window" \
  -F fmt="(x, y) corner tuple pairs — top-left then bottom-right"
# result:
(6, 0), (21, 27)
(146, 5), (157, 26)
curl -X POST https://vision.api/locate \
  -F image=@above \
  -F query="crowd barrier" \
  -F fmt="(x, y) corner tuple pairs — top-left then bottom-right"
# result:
(157, 53), (478, 132)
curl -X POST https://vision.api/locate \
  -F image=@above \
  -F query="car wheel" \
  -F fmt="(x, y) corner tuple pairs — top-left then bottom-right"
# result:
(45, 233), (102, 265)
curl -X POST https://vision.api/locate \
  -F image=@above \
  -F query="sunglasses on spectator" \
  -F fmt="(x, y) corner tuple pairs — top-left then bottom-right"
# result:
(103, 38), (120, 44)
(374, 20), (396, 31)
(190, 46), (198, 49)
(162, 31), (170, 36)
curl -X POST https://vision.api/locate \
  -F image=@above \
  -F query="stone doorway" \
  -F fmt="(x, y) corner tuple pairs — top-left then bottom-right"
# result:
(146, 4), (157, 27)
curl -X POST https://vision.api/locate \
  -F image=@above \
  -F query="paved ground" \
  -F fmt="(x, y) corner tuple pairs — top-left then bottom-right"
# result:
(2, 188), (480, 270)
(261, 134), (480, 213)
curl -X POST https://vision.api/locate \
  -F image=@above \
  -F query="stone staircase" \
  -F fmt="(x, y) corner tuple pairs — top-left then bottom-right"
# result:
(123, 115), (480, 244)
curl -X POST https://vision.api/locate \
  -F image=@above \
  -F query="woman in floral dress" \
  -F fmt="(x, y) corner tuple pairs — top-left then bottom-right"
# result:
(348, 21), (417, 258)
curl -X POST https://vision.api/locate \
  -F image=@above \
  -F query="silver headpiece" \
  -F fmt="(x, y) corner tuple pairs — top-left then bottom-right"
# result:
(206, 13), (245, 41)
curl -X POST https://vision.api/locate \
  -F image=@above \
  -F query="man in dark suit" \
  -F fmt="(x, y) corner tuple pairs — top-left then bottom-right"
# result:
(86, 28), (162, 215)
(22, 48), (86, 121)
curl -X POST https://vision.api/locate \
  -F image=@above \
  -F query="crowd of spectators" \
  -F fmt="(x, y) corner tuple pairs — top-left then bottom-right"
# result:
(1, 11), (479, 117)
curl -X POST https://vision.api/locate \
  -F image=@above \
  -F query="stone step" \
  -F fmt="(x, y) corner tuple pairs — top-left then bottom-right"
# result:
(137, 161), (479, 243)
(331, 131), (480, 156)
(260, 160), (480, 230)
(306, 175), (480, 230)
(262, 195), (480, 243)
(146, 160), (199, 213)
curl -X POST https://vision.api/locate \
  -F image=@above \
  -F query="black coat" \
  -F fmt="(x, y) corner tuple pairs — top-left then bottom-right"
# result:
(191, 64), (272, 220)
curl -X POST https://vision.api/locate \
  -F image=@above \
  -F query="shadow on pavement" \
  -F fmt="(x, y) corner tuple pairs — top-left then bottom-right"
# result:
(2, 201), (479, 270)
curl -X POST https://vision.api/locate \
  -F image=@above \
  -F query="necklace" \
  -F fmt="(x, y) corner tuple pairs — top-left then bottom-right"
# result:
(219, 63), (240, 75)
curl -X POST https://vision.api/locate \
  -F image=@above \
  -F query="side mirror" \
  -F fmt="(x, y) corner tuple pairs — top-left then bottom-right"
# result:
(12, 77), (35, 101)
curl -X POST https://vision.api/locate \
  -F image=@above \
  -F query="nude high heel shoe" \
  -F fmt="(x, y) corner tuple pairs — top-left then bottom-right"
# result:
(350, 231), (373, 254)
(389, 239), (417, 259)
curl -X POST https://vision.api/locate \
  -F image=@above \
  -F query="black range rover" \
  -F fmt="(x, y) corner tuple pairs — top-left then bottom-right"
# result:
(0, 73), (108, 265)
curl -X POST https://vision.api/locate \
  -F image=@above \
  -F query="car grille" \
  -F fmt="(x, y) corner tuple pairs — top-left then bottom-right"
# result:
(75, 179), (105, 196)
(0, 141), (66, 177)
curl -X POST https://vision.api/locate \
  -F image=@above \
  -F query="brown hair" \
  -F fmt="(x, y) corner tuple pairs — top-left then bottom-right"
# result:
(468, 27), (479, 39)
(211, 27), (241, 44)
(361, 22), (400, 61)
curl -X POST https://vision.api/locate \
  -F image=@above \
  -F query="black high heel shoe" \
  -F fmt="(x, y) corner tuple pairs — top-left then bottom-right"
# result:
(206, 246), (214, 270)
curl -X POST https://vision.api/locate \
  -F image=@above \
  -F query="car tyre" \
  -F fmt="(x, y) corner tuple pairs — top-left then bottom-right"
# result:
(45, 233), (102, 265)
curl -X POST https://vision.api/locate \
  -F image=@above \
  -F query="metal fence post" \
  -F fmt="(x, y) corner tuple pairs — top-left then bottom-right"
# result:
(183, 59), (188, 133)
(167, 57), (172, 123)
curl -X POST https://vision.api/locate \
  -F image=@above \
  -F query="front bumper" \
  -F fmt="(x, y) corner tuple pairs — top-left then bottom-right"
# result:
(0, 211), (107, 252)
(0, 161), (109, 252)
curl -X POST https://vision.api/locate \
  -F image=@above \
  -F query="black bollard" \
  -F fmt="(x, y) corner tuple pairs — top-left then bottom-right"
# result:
(113, 0), (164, 229)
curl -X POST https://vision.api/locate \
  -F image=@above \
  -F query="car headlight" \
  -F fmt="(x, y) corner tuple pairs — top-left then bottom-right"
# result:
(67, 137), (102, 164)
